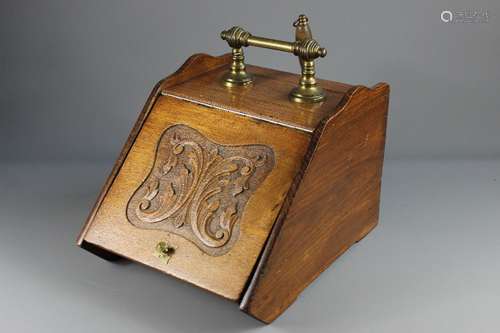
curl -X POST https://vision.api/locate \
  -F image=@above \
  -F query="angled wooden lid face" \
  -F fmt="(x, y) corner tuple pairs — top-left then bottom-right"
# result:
(80, 95), (310, 300)
(77, 53), (352, 301)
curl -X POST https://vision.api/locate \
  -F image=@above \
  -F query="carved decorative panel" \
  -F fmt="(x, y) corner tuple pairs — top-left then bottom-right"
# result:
(126, 124), (275, 256)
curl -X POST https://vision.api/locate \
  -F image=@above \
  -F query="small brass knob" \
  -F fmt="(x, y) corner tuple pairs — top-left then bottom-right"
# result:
(155, 241), (175, 262)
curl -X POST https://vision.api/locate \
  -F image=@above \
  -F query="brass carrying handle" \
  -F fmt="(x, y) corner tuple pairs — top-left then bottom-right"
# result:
(220, 15), (328, 103)
(220, 27), (327, 60)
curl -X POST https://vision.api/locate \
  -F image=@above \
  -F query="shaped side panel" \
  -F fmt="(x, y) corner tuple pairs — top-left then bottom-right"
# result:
(241, 83), (390, 323)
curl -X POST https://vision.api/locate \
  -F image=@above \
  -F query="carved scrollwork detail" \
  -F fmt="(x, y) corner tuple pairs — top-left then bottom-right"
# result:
(126, 124), (275, 256)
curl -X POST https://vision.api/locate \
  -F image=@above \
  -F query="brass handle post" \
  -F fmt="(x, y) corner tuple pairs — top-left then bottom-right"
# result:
(220, 15), (328, 103)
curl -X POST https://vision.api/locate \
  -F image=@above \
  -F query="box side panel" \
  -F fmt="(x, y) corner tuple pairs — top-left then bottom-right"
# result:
(242, 83), (390, 323)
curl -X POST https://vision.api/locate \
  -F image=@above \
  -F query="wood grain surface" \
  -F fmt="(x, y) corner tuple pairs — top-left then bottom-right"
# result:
(241, 83), (390, 323)
(165, 64), (351, 132)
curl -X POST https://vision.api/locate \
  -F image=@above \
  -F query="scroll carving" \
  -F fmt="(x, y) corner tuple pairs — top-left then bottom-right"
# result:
(126, 124), (275, 256)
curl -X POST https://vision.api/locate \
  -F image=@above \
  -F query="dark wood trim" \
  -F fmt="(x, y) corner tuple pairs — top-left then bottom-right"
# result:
(79, 240), (123, 262)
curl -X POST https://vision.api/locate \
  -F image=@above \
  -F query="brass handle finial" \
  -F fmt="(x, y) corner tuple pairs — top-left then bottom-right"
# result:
(293, 14), (309, 28)
(220, 15), (327, 103)
(220, 26), (250, 49)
